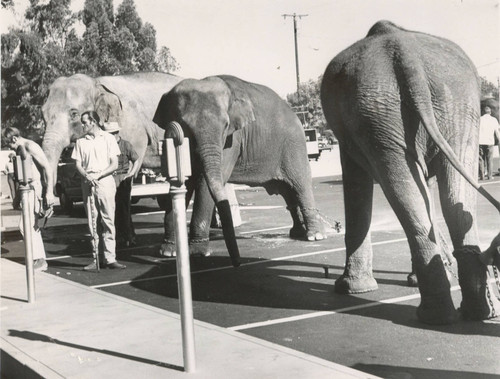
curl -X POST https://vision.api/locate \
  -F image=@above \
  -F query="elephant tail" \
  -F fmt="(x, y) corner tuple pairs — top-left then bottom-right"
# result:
(399, 53), (500, 214)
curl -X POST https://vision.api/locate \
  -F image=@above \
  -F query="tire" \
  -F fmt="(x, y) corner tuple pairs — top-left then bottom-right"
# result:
(59, 192), (73, 214)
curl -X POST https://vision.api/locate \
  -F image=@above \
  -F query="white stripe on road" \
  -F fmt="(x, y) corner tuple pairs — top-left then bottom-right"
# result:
(134, 205), (283, 217)
(228, 286), (462, 331)
(240, 225), (292, 235)
(91, 237), (407, 289)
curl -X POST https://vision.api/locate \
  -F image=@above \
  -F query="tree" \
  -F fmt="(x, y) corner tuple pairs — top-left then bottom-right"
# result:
(2, 0), (180, 138)
(156, 46), (180, 73)
(480, 76), (499, 100)
(286, 76), (326, 130)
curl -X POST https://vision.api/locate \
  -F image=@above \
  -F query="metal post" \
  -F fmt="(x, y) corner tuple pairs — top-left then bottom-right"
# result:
(20, 185), (35, 303)
(293, 15), (300, 92)
(164, 121), (196, 373)
(171, 184), (196, 373)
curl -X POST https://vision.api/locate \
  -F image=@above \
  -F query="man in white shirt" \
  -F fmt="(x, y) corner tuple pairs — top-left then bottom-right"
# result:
(478, 106), (500, 180)
(72, 111), (126, 270)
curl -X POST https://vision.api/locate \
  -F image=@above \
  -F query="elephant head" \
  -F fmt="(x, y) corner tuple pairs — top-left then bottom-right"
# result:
(153, 76), (254, 266)
(41, 74), (122, 191)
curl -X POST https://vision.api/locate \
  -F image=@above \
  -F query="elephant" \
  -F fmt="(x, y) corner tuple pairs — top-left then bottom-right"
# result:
(41, 72), (183, 191)
(320, 20), (500, 324)
(153, 75), (326, 264)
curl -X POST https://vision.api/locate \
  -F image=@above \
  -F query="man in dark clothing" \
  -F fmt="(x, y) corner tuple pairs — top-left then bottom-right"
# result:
(102, 122), (141, 248)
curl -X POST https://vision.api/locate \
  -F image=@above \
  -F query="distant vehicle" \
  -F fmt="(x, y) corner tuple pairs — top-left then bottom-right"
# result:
(56, 146), (170, 214)
(318, 137), (333, 152)
(304, 129), (321, 161)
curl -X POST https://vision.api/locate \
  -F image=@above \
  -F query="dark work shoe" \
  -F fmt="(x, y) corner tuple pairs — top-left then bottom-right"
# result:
(107, 261), (126, 269)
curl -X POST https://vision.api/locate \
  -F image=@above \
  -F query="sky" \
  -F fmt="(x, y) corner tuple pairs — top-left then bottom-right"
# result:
(2, 0), (499, 97)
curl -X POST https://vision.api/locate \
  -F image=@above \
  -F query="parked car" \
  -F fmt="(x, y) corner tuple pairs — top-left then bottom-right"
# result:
(56, 146), (170, 214)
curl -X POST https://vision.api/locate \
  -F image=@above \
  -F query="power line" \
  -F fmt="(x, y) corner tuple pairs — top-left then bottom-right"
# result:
(282, 13), (308, 93)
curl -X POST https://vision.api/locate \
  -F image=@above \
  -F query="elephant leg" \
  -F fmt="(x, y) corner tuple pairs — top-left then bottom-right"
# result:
(189, 177), (215, 257)
(437, 158), (500, 320)
(159, 183), (195, 257)
(277, 182), (325, 241)
(407, 179), (453, 287)
(269, 182), (306, 239)
(279, 147), (325, 241)
(335, 150), (378, 294)
(377, 159), (457, 325)
(160, 198), (176, 257)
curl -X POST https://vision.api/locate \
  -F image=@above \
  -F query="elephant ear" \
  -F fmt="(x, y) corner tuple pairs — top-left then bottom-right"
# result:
(94, 83), (123, 122)
(227, 89), (255, 134)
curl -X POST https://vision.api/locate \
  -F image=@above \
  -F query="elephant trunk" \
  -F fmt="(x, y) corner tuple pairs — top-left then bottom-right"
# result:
(199, 146), (240, 267)
(42, 130), (70, 195)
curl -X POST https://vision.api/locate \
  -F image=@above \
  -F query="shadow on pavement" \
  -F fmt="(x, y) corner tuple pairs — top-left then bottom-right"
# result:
(7, 330), (183, 371)
(353, 363), (499, 379)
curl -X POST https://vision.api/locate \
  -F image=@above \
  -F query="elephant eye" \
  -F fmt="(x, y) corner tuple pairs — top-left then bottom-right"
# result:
(69, 109), (79, 121)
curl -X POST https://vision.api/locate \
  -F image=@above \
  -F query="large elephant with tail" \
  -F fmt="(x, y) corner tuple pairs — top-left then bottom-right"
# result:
(320, 20), (500, 324)
(153, 75), (326, 263)
(41, 72), (183, 190)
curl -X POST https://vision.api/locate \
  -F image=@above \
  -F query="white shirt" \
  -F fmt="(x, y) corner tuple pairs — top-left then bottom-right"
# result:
(478, 113), (500, 145)
(71, 129), (120, 173)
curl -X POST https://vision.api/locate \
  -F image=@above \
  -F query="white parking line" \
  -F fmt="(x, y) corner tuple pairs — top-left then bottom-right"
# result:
(240, 225), (292, 235)
(228, 286), (463, 331)
(134, 205), (283, 217)
(91, 237), (407, 289)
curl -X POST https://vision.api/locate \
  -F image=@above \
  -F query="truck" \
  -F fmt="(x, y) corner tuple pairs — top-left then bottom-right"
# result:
(304, 128), (321, 161)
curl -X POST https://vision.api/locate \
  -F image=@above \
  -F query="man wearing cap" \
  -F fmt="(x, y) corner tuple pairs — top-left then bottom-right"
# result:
(103, 121), (141, 248)
(72, 111), (126, 270)
(479, 105), (500, 180)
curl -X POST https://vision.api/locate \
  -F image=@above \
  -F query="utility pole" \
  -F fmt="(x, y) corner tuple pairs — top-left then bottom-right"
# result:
(282, 13), (308, 93)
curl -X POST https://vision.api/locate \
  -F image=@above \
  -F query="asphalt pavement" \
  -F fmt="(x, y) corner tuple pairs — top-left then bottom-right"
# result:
(2, 148), (500, 378)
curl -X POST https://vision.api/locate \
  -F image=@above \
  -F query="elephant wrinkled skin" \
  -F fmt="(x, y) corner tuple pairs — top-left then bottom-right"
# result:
(42, 72), (183, 190)
(153, 75), (326, 261)
(320, 20), (499, 324)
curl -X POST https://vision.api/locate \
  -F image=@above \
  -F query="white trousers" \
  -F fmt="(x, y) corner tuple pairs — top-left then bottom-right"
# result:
(82, 176), (117, 264)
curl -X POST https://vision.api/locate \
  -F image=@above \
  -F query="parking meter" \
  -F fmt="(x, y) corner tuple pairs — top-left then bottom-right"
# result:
(13, 147), (33, 185)
(14, 145), (36, 303)
(162, 121), (196, 373)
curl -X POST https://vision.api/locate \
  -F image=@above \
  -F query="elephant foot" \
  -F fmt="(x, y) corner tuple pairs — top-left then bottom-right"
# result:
(417, 292), (458, 325)
(289, 225), (325, 241)
(290, 225), (307, 240)
(334, 274), (378, 294)
(454, 247), (500, 320)
(159, 240), (176, 257)
(407, 272), (418, 287)
(189, 238), (212, 257)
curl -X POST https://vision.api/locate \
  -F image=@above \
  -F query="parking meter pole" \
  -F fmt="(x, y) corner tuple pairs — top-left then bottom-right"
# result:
(172, 184), (196, 373)
(163, 121), (196, 373)
(20, 185), (36, 303)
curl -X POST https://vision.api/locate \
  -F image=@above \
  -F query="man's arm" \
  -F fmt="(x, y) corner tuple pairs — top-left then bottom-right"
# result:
(87, 156), (118, 181)
(25, 140), (55, 206)
(75, 160), (94, 184)
(125, 159), (141, 179)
